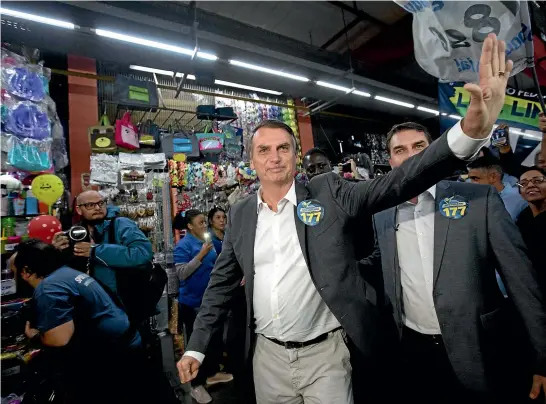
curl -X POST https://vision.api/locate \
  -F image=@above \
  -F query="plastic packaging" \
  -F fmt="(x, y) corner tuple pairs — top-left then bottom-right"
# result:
(25, 189), (39, 215)
(5, 101), (50, 140)
(6, 135), (52, 172)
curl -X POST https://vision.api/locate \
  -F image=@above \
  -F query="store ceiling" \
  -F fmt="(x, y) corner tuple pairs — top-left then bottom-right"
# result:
(1, 1), (539, 123)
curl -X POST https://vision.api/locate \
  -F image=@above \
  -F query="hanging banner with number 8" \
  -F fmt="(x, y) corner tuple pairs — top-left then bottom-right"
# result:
(395, 1), (534, 82)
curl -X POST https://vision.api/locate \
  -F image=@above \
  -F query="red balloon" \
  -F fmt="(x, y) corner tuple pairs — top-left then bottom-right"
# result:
(27, 215), (63, 244)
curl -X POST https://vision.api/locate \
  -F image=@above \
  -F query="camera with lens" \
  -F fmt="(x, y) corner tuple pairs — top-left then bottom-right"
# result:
(62, 226), (88, 247)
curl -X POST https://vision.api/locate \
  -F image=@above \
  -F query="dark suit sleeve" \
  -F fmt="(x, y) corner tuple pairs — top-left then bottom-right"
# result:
(486, 186), (546, 375)
(323, 133), (464, 217)
(358, 223), (386, 307)
(186, 208), (244, 354)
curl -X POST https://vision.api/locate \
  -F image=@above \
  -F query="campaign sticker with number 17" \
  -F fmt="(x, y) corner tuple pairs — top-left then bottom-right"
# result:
(439, 196), (468, 220)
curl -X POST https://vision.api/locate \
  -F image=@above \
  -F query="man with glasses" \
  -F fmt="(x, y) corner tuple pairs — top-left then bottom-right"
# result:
(52, 190), (153, 302)
(516, 167), (546, 294)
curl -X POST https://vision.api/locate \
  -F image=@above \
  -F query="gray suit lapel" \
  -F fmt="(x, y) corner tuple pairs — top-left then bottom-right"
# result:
(295, 183), (311, 268)
(433, 181), (451, 288)
(243, 195), (258, 299)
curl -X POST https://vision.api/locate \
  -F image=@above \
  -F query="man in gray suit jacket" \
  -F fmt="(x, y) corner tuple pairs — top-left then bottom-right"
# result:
(178, 34), (517, 403)
(370, 121), (546, 403)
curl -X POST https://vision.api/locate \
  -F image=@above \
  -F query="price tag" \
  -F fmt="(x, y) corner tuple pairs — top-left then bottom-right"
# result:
(4, 243), (17, 251)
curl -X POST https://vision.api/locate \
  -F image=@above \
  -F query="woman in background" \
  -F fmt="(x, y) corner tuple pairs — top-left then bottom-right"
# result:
(174, 209), (233, 404)
(208, 207), (226, 255)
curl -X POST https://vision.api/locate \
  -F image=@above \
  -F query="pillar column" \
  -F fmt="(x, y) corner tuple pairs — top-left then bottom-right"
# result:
(67, 55), (98, 195)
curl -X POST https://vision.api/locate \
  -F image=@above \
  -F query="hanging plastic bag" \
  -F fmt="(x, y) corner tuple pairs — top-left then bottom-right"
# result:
(5, 101), (50, 140)
(6, 134), (52, 172)
(115, 112), (139, 150)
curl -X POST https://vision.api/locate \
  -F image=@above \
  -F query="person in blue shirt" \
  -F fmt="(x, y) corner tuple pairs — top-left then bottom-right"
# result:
(10, 239), (158, 404)
(174, 209), (233, 403)
(208, 206), (226, 255)
(467, 155), (528, 222)
(467, 155), (529, 298)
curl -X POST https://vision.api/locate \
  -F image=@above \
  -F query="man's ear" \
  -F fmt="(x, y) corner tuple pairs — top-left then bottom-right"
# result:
(75, 205), (82, 216)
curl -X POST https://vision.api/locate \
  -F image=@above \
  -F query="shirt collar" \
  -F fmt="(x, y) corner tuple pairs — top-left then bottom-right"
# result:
(257, 181), (297, 213)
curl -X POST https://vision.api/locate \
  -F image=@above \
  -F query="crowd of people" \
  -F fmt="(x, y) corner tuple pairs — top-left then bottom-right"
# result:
(9, 33), (546, 404)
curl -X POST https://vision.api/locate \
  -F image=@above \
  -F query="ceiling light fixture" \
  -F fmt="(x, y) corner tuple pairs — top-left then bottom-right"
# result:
(374, 95), (415, 108)
(95, 29), (217, 61)
(417, 106), (440, 115)
(316, 81), (353, 93)
(130, 65), (175, 76)
(129, 66), (196, 80)
(449, 114), (462, 120)
(1, 7), (75, 29)
(214, 79), (282, 95)
(353, 90), (372, 97)
(229, 59), (309, 82)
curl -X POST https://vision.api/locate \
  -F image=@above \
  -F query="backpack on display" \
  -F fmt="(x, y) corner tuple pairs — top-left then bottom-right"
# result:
(139, 119), (161, 150)
(115, 112), (139, 150)
(88, 114), (116, 153)
(113, 75), (159, 110)
(161, 129), (200, 159)
(196, 132), (225, 155)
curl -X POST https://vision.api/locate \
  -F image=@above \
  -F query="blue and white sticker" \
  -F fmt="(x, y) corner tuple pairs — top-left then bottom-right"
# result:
(297, 199), (324, 226)
(439, 195), (468, 219)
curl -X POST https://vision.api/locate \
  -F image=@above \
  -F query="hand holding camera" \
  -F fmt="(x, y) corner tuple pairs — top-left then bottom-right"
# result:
(53, 226), (91, 256)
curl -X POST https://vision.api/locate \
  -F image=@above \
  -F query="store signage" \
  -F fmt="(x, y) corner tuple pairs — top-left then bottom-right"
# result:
(439, 82), (544, 130)
(439, 82), (543, 166)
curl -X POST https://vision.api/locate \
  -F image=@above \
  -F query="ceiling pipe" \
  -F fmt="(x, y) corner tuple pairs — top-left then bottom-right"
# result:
(61, 1), (435, 104)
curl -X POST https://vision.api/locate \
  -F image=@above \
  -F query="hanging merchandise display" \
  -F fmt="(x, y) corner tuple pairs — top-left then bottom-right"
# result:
(0, 47), (68, 174)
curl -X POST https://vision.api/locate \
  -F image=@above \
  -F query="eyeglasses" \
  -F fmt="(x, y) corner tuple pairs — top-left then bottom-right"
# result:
(517, 176), (546, 188)
(78, 200), (106, 210)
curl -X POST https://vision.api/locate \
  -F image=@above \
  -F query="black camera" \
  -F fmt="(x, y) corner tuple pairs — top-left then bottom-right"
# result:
(62, 226), (88, 246)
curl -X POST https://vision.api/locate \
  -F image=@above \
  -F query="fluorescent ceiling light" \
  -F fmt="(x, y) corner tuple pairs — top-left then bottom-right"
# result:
(375, 95), (415, 108)
(316, 81), (352, 93)
(417, 106), (439, 115)
(353, 90), (371, 97)
(130, 65), (175, 76)
(449, 114), (462, 120)
(197, 52), (218, 61)
(129, 66), (195, 81)
(1, 7), (75, 29)
(174, 73), (196, 80)
(215, 79), (282, 95)
(229, 59), (309, 82)
(95, 29), (216, 61)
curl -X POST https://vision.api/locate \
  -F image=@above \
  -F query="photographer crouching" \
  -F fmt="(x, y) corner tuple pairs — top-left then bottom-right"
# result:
(9, 239), (155, 403)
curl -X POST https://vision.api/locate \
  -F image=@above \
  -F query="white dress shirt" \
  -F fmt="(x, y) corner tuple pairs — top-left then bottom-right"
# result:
(396, 186), (441, 334)
(253, 181), (341, 341)
(184, 120), (491, 361)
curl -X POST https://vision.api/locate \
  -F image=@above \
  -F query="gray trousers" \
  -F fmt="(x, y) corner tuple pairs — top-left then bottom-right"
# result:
(252, 330), (354, 404)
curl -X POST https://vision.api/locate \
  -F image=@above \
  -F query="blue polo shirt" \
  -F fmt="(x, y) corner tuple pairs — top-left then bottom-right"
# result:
(174, 233), (217, 308)
(209, 228), (224, 255)
(499, 185), (528, 222)
(33, 266), (140, 349)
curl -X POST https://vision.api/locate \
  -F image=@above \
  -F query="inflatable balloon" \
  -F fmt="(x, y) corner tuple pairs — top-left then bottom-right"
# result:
(27, 215), (62, 244)
(31, 174), (64, 206)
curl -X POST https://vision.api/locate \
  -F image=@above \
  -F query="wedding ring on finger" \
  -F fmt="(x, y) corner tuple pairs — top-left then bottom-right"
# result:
(498, 71), (505, 77)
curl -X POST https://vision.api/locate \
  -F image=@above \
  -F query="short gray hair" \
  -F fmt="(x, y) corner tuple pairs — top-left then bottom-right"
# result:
(247, 119), (297, 157)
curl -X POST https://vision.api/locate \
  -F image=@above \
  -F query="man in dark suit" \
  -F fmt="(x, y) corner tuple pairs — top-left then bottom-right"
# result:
(178, 34), (516, 403)
(370, 121), (546, 403)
